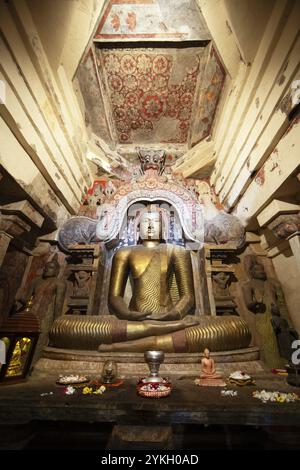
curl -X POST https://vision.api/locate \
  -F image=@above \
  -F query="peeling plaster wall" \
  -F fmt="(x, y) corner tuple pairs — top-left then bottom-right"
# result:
(224, 0), (275, 65)
(0, 0), (97, 228)
(27, 0), (105, 80)
(234, 117), (300, 224)
(0, 118), (69, 227)
(198, 0), (300, 330)
(210, 0), (300, 210)
(26, 0), (74, 73)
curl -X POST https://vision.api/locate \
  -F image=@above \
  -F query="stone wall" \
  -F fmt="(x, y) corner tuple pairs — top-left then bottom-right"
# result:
(0, 0), (98, 228)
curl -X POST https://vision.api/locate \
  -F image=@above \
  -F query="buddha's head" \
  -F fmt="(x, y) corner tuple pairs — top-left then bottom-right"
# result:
(139, 210), (162, 241)
(203, 348), (210, 358)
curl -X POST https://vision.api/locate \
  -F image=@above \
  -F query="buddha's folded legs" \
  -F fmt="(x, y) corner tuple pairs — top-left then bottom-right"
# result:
(49, 315), (196, 350)
(49, 314), (251, 352)
(98, 316), (251, 352)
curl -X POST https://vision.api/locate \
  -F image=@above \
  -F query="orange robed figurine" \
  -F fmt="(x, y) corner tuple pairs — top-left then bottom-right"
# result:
(195, 348), (226, 387)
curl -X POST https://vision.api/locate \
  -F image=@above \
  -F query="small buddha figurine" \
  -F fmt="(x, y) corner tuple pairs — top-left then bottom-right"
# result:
(194, 347), (226, 387)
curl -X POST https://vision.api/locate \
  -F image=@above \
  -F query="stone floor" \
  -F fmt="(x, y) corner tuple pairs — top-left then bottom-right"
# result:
(0, 363), (300, 450)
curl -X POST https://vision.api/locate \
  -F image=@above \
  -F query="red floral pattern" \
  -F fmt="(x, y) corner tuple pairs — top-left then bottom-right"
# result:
(121, 55), (136, 74)
(138, 75), (152, 93)
(125, 92), (139, 106)
(108, 75), (123, 91)
(126, 11), (136, 31)
(137, 54), (152, 74)
(141, 94), (165, 120)
(123, 74), (138, 90)
(78, 42), (226, 151)
(152, 55), (170, 74)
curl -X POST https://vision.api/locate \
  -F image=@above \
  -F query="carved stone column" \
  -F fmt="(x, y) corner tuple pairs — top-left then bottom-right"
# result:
(0, 231), (13, 267)
(0, 200), (45, 267)
(0, 215), (30, 268)
(256, 199), (300, 274)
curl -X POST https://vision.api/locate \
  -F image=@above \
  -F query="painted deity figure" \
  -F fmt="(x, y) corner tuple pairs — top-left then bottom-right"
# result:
(242, 254), (288, 367)
(242, 255), (279, 314)
(73, 271), (90, 299)
(49, 210), (251, 353)
(16, 254), (66, 320)
(212, 272), (231, 298)
(16, 254), (66, 360)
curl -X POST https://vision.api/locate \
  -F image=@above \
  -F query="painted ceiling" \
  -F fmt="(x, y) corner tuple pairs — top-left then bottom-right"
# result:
(94, 0), (211, 42)
(74, 0), (226, 174)
(98, 46), (206, 145)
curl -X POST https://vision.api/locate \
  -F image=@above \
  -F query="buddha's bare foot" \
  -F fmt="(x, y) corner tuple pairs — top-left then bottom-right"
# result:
(98, 343), (113, 352)
(183, 315), (199, 327)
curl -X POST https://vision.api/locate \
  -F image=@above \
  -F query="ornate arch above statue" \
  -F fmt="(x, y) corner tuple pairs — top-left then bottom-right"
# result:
(96, 187), (204, 244)
(57, 169), (245, 252)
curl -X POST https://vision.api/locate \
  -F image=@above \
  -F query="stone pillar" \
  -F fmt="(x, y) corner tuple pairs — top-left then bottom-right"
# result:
(256, 200), (300, 332)
(0, 199), (45, 266)
(256, 200), (300, 257)
(0, 214), (30, 269)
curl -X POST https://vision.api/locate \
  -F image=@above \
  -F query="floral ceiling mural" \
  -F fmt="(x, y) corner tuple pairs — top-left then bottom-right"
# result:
(97, 47), (205, 145)
(74, 1), (225, 171)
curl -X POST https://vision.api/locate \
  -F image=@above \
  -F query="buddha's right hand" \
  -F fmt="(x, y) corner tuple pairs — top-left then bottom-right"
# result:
(117, 311), (150, 321)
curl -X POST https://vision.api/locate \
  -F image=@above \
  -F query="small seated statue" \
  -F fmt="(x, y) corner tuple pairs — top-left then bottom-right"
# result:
(195, 348), (226, 387)
(49, 208), (251, 353)
(212, 271), (236, 315)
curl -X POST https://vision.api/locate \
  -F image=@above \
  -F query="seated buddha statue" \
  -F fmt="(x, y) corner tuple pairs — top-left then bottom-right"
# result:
(49, 208), (251, 352)
(194, 347), (226, 387)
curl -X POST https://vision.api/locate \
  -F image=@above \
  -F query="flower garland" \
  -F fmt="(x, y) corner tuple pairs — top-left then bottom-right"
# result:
(63, 384), (106, 396)
(252, 390), (299, 404)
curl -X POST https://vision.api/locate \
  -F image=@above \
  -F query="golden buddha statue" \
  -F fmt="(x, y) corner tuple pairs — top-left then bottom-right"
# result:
(49, 208), (251, 353)
(108, 209), (195, 322)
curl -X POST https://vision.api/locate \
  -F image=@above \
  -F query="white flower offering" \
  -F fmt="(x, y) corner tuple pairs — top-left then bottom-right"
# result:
(221, 389), (237, 397)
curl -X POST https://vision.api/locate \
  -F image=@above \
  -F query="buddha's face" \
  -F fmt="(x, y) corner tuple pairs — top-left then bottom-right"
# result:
(139, 212), (161, 240)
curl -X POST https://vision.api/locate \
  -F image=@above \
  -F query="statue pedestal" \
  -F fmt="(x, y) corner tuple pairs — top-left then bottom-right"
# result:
(35, 346), (262, 377)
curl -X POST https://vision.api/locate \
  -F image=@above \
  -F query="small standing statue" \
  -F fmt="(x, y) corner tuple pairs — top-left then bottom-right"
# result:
(73, 271), (90, 299)
(194, 348), (226, 387)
